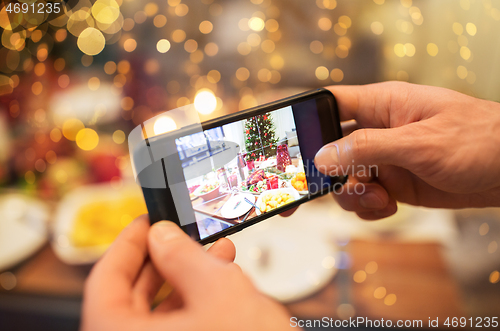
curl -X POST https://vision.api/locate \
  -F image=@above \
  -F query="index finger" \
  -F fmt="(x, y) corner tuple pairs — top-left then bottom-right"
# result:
(327, 81), (412, 128)
(84, 215), (150, 309)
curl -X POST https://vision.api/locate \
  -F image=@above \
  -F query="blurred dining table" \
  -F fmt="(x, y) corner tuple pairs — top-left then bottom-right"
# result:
(0, 236), (464, 330)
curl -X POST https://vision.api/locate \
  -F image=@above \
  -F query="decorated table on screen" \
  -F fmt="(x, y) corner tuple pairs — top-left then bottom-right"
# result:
(192, 193), (258, 226)
(190, 159), (307, 228)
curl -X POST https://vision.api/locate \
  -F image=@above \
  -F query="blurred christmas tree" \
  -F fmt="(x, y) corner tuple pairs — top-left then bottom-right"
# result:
(244, 113), (278, 161)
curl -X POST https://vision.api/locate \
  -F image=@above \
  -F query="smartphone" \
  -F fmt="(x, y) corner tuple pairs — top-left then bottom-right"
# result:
(132, 88), (345, 245)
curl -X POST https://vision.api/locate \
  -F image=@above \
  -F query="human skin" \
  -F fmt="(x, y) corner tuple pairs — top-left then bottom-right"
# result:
(82, 82), (500, 330)
(81, 216), (293, 331)
(314, 81), (500, 220)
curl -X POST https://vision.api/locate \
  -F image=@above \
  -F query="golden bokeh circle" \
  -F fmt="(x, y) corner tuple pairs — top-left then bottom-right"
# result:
(77, 27), (106, 55)
(76, 128), (99, 151)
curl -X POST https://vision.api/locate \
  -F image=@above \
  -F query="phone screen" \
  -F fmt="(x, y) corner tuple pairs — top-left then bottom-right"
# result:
(168, 95), (340, 241)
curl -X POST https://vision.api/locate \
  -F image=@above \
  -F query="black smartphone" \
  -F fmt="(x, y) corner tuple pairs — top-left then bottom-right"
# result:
(132, 88), (345, 245)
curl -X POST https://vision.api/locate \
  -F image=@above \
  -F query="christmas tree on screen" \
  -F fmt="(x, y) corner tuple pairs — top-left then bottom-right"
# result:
(244, 113), (278, 161)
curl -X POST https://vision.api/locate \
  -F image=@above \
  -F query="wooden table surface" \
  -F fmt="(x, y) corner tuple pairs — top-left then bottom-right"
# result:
(287, 240), (463, 327)
(1, 239), (464, 328)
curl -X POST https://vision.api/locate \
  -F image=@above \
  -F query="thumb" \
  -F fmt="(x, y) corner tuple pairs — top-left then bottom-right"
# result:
(148, 221), (216, 300)
(314, 127), (415, 175)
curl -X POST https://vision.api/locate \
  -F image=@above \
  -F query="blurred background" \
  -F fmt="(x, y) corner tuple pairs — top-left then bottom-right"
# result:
(0, 0), (499, 330)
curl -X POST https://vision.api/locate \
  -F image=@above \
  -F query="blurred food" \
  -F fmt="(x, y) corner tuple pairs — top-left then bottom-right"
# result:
(52, 183), (147, 265)
(194, 183), (220, 201)
(241, 178), (267, 194)
(188, 185), (200, 193)
(291, 172), (308, 192)
(259, 191), (295, 213)
(70, 195), (147, 247)
(266, 175), (279, 190)
(188, 184), (200, 200)
(247, 169), (266, 185)
(241, 170), (281, 194)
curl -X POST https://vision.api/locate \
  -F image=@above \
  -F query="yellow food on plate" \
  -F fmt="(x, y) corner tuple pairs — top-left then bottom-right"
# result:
(259, 191), (295, 213)
(70, 195), (148, 247)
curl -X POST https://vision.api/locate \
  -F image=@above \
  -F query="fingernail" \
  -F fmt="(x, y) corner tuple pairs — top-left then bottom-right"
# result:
(314, 144), (340, 168)
(151, 221), (181, 242)
(359, 192), (385, 209)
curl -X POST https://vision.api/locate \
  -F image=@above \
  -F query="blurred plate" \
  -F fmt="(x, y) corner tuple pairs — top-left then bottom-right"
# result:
(233, 221), (338, 303)
(255, 188), (301, 216)
(0, 193), (49, 271)
(52, 182), (147, 265)
(220, 193), (255, 219)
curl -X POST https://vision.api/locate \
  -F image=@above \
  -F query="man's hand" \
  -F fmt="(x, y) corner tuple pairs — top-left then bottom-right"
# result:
(81, 216), (293, 331)
(314, 82), (500, 220)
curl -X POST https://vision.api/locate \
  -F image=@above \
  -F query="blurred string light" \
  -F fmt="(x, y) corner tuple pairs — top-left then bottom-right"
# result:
(194, 89), (217, 115)
(374, 287), (386, 299)
(365, 261), (378, 274)
(394, 43), (416, 57)
(77, 28), (106, 55)
(384, 293), (397, 306)
(112, 130), (126, 144)
(76, 128), (99, 151)
(353, 270), (367, 283)
(199, 20), (213, 34)
(315, 66), (329, 80)
(62, 118), (85, 141)
(330, 68), (343, 82)
(489, 270), (500, 284)
(488, 241), (498, 254)
(249, 17), (265, 31)
(371, 21), (384, 35)
(153, 116), (177, 135)
(427, 43), (438, 56)
(0, 0), (497, 128)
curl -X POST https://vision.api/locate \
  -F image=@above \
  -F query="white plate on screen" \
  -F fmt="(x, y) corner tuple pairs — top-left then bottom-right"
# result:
(255, 188), (301, 216)
(0, 193), (49, 271)
(220, 193), (255, 219)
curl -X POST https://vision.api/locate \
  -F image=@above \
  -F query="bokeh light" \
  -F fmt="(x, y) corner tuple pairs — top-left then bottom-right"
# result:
(353, 270), (367, 283)
(92, 0), (120, 25)
(62, 119), (85, 141)
(490, 271), (500, 284)
(194, 89), (217, 115)
(153, 116), (177, 135)
(76, 128), (99, 151)
(112, 130), (126, 144)
(249, 17), (265, 31)
(384, 294), (397, 306)
(315, 66), (329, 80)
(157, 39), (171, 53)
(199, 20), (213, 34)
(427, 43), (439, 56)
(77, 28), (106, 55)
(374, 287), (387, 299)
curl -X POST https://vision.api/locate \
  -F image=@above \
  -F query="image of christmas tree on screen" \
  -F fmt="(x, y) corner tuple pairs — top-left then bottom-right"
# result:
(244, 113), (279, 161)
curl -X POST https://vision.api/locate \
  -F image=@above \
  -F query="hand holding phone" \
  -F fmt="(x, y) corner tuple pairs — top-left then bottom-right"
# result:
(131, 88), (345, 244)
